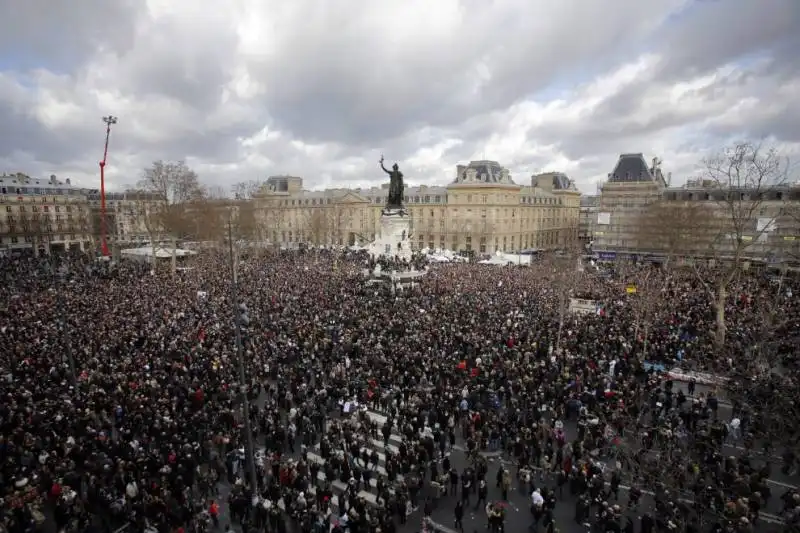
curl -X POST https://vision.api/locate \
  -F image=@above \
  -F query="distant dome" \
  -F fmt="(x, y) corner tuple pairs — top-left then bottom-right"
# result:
(454, 160), (514, 185)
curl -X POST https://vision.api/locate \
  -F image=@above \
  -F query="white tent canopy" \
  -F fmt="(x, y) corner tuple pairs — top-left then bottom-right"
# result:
(478, 251), (532, 265)
(120, 246), (198, 259)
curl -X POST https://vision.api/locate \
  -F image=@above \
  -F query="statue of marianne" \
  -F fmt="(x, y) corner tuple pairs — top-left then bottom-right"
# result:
(379, 155), (404, 209)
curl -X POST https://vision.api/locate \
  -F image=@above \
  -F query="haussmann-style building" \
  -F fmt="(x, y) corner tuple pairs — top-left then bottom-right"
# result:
(592, 153), (800, 266)
(254, 161), (581, 255)
(0, 173), (161, 256)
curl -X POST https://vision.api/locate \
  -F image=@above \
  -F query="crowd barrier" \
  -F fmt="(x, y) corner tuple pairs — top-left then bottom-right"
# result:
(667, 367), (730, 387)
(568, 298), (598, 315)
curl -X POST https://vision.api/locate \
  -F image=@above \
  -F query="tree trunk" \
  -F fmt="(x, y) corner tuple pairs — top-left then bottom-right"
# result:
(715, 284), (727, 349)
(171, 235), (177, 274)
(149, 237), (158, 271)
(640, 323), (650, 361)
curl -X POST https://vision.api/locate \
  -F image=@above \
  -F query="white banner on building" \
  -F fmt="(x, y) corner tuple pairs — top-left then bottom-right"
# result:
(597, 212), (611, 225)
(756, 218), (776, 233)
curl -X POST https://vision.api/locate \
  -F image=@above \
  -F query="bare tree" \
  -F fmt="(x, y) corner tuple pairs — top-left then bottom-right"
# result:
(634, 200), (716, 267)
(612, 261), (672, 361)
(303, 208), (334, 246)
(543, 245), (585, 354)
(18, 210), (46, 257)
(255, 200), (285, 248)
(235, 199), (261, 244)
(125, 192), (166, 269)
(692, 142), (789, 349)
(206, 185), (229, 200)
(231, 180), (264, 200)
(138, 160), (203, 273)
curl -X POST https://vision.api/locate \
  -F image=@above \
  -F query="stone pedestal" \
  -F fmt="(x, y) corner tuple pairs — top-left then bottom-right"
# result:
(367, 209), (412, 261)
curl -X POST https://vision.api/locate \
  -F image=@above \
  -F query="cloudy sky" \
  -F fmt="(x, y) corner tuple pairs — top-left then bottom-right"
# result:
(0, 0), (798, 194)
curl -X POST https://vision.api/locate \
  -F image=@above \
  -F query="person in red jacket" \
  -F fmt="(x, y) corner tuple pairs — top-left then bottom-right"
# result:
(209, 500), (219, 527)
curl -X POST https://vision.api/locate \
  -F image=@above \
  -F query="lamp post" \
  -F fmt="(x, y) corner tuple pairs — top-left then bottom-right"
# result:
(99, 115), (117, 257)
(228, 221), (259, 501)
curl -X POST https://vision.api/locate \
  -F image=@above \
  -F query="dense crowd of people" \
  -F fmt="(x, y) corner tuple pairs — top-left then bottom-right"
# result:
(0, 248), (798, 533)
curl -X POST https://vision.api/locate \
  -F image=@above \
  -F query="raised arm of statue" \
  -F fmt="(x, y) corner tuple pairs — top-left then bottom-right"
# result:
(379, 155), (392, 175)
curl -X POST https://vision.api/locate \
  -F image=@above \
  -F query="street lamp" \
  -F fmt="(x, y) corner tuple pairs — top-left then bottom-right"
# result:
(98, 115), (117, 257)
(228, 221), (259, 500)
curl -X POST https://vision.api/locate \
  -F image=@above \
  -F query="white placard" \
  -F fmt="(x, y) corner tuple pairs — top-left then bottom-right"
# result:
(597, 212), (611, 225)
(756, 218), (776, 233)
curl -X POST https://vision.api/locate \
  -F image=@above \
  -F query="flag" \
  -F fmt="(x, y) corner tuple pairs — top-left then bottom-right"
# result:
(456, 361), (467, 370)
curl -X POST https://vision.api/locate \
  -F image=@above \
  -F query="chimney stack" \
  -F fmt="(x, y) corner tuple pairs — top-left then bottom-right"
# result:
(66, 178), (71, 185)
(50, 174), (57, 184)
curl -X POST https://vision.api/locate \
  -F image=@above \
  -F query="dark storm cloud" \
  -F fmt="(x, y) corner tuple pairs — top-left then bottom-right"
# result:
(254, 1), (683, 147)
(0, 91), (95, 164)
(653, 0), (800, 82)
(0, 0), (143, 72)
(538, 0), (800, 163)
(1, 0), (798, 192)
(117, 18), (240, 112)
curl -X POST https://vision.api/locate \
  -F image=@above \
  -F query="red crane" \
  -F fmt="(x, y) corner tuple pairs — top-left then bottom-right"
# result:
(98, 115), (117, 257)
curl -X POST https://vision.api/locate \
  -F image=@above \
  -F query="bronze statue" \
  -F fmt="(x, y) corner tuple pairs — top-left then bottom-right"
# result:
(379, 155), (404, 210)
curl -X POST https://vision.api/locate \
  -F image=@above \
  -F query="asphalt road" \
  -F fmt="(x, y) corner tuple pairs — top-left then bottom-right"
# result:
(209, 379), (797, 533)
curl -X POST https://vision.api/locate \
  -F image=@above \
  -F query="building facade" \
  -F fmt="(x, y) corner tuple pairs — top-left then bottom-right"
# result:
(0, 173), (94, 255)
(579, 195), (599, 244)
(592, 154), (800, 264)
(0, 173), (160, 256)
(593, 154), (668, 258)
(254, 161), (581, 254)
(86, 191), (162, 248)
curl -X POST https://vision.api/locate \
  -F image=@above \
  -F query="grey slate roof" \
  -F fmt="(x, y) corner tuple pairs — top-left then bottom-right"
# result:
(454, 160), (513, 184)
(608, 153), (654, 183)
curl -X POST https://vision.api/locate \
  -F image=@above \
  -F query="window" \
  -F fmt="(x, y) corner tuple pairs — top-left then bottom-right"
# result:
(4, 206), (10, 212)
(434, 195), (441, 203)
(11, 236), (18, 244)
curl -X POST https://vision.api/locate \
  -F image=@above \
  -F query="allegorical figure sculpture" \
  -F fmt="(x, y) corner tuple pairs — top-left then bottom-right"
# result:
(379, 155), (404, 211)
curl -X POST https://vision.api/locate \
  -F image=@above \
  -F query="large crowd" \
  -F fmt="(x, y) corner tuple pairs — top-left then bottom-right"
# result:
(1, 248), (799, 533)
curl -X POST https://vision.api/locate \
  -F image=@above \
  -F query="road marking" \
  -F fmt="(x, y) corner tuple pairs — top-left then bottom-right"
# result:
(764, 478), (798, 489)
(426, 519), (459, 533)
(721, 443), (784, 461)
(617, 483), (784, 525)
(522, 465), (787, 524)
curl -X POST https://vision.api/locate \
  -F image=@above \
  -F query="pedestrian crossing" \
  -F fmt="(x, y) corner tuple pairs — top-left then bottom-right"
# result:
(305, 409), (404, 508)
